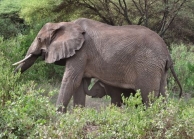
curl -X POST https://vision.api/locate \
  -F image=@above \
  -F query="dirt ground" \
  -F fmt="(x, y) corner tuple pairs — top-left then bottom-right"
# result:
(68, 96), (110, 110)
(51, 93), (110, 111)
(86, 96), (110, 109)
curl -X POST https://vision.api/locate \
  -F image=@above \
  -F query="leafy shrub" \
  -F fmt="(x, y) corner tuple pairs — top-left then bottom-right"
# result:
(28, 94), (194, 139)
(169, 44), (194, 97)
(1, 88), (194, 139)
(0, 50), (57, 138)
(0, 51), (21, 106)
(0, 34), (64, 83)
(0, 0), (28, 39)
(0, 85), (56, 138)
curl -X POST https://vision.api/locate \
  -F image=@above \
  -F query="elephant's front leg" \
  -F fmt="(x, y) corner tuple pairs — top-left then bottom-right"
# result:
(56, 67), (84, 112)
(73, 79), (87, 107)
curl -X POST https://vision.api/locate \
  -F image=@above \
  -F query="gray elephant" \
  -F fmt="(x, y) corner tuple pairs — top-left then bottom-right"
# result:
(13, 18), (182, 112)
(84, 79), (136, 107)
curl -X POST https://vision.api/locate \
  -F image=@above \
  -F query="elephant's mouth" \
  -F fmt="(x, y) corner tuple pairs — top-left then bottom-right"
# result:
(54, 58), (66, 66)
(41, 49), (46, 60)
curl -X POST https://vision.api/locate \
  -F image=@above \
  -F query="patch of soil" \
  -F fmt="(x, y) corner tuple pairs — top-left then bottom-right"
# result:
(85, 96), (110, 110)
(51, 91), (110, 110)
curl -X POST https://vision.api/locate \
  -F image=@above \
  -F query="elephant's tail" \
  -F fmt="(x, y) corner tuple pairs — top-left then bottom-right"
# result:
(170, 66), (182, 98)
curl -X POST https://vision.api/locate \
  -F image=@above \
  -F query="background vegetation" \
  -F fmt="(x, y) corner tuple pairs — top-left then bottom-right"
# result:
(0, 0), (194, 138)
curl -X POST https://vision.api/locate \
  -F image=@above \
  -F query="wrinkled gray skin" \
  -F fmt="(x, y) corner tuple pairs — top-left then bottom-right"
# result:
(13, 18), (182, 112)
(84, 79), (136, 107)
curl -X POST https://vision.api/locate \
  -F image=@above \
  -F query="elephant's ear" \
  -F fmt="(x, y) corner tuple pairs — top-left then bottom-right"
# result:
(45, 22), (85, 63)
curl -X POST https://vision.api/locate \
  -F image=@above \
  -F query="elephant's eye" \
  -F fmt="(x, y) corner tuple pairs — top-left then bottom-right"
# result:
(37, 37), (41, 42)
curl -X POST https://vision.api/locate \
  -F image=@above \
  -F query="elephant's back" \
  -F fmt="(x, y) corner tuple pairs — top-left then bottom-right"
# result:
(81, 19), (170, 88)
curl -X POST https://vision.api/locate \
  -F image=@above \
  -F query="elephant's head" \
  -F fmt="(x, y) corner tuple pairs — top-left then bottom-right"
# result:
(13, 22), (85, 72)
(84, 80), (107, 98)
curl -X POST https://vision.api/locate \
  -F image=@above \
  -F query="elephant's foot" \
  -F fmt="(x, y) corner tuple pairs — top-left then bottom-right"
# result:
(57, 106), (67, 113)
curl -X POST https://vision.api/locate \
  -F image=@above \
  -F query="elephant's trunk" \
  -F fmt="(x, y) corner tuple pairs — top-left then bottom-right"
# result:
(14, 54), (39, 73)
(12, 54), (32, 66)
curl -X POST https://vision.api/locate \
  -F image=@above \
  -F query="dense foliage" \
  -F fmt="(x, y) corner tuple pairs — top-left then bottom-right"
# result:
(0, 0), (194, 138)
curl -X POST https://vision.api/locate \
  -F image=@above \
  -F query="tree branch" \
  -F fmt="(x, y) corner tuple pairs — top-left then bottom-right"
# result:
(122, 0), (132, 24)
(159, 0), (188, 36)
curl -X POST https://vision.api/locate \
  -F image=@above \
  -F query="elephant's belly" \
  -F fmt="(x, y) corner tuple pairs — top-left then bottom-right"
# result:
(100, 80), (136, 90)
(83, 65), (136, 89)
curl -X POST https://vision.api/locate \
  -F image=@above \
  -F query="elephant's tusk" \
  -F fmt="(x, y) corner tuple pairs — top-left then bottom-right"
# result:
(12, 54), (32, 66)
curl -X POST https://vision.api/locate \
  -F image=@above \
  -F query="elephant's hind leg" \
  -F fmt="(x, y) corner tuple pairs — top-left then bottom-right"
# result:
(159, 71), (167, 98)
(136, 75), (161, 107)
(110, 91), (122, 107)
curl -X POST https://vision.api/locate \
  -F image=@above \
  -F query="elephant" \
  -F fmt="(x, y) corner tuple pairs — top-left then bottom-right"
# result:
(83, 79), (136, 107)
(13, 18), (182, 112)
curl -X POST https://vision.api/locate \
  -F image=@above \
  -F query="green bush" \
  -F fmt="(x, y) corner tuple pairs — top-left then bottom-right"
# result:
(0, 85), (56, 138)
(169, 44), (194, 97)
(1, 88), (194, 139)
(0, 34), (64, 83)
(23, 93), (194, 139)
(0, 50), (56, 138)
(0, 51), (20, 106)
